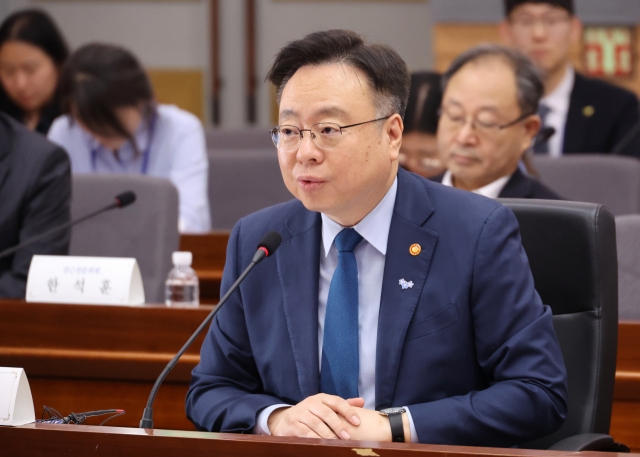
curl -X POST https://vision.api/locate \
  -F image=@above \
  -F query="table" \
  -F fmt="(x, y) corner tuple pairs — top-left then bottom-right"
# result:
(0, 300), (208, 430)
(0, 423), (638, 457)
(1, 301), (638, 450)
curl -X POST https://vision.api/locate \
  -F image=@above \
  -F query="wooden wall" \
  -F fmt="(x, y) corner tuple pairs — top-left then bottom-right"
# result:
(147, 69), (204, 121)
(433, 23), (640, 97)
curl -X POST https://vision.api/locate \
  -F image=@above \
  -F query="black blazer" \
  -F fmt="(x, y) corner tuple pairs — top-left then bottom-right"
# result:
(0, 113), (71, 298)
(564, 73), (640, 158)
(430, 169), (563, 200)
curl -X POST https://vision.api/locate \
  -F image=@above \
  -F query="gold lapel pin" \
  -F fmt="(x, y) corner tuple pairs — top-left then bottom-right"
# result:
(582, 105), (595, 117)
(409, 243), (421, 256)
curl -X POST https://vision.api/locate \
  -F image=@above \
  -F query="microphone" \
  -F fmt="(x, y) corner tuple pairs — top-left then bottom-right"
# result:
(0, 191), (136, 261)
(532, 126), (556, 150)
(139, 230), (283, 429)
(611, 118), (640, 155)
(61, 409), (126, 424)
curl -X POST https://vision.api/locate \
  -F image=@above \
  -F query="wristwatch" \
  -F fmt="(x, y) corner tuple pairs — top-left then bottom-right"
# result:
(378, 407), (406, 443)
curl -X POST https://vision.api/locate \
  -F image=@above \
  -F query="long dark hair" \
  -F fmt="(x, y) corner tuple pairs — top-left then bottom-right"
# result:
(58, 43), (155, 151)
(0, 9), (68, 130)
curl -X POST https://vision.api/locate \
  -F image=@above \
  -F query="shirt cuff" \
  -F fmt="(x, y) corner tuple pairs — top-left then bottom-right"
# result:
(254, 404), (291, 435)
(403, 406), (418, 443)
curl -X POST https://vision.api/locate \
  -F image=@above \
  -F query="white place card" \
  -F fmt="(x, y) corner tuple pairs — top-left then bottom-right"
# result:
(26, 256), (145, 305)
(0, 368), (35, 427)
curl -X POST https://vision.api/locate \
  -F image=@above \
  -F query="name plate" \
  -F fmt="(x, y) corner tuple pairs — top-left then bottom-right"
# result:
(0, 368), (35, 426)
(26, 255), (145, 305)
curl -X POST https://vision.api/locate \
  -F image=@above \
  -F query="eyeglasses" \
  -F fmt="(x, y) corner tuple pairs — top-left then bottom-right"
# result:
(509, 14), (571, 31)
(270, 116), (390, 153)
(439, 105), (534, 136)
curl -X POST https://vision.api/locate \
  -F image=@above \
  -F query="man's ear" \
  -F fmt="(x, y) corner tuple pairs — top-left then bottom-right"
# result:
(499, 20), (514, 45)
(522, 114), (542, 151)
(387, 113), (404, 161)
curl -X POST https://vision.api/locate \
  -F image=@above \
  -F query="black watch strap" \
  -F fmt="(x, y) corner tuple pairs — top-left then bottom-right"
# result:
(388, 412), (405, 443)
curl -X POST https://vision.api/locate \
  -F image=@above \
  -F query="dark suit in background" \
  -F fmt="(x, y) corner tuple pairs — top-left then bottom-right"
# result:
(563, 73), (640, 157)
(431, 169), (563, 200)
(0, 113), (71, 298)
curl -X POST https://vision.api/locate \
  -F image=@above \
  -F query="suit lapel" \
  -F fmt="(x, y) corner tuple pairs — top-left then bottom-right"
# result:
(277, 207), (322, 399)
(376, 169), (438, 408)
(498, 169), (532, 198)
(0, 116), (13, 192)
(563, 74), (591, 153)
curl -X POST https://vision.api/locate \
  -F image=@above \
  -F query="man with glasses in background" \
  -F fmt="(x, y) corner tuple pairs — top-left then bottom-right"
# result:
(433, 44), (562, 199)
(500, 0), (640, 157)
(187, 29), (567, 446)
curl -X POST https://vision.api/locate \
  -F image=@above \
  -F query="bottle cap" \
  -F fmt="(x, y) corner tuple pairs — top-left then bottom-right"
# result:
(172, 251), (193, 266)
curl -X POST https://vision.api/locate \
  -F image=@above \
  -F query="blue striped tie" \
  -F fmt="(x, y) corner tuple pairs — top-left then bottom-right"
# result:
(534, 103), (551, 154)
(320, 228), (363, 399)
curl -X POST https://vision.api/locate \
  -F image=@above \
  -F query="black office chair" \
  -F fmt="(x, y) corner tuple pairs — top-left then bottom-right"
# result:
(499, 199), (628, 452)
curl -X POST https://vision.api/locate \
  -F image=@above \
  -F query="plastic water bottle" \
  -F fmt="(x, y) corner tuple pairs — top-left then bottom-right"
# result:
(165, 251), (199, 306)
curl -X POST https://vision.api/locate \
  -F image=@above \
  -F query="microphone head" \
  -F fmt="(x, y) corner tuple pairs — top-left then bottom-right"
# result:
(115, 191), (136, 208)
(257, 231), (282, 257)
(539, 127), (556, 142)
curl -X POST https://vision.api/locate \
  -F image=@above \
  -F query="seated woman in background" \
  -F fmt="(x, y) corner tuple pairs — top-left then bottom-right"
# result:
(400, 71), (445, 178)
(0, 9), (68, 134)
(48, 43), (211, 233)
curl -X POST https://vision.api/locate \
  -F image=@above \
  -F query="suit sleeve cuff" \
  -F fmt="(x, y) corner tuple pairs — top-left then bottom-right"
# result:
(404, 406), (419, 443)
(254, 404), (291, 435)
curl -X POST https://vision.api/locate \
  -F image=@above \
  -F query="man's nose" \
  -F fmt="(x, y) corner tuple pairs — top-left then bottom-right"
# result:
(532, 21), (548, 40)
(455, 121), (478, 146)
(296, 131), (322, 163)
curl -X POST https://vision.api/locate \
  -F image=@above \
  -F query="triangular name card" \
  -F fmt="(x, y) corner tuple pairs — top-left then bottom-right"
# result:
(26, 256), (145, 305)
(0, 368), (35, 426)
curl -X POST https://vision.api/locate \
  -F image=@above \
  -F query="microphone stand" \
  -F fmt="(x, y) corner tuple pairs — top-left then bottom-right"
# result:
(0, 191), (135, 261)
(611, 118), (640, 155)
(139, 248), (270, 429)
(0, 203), (117, 261)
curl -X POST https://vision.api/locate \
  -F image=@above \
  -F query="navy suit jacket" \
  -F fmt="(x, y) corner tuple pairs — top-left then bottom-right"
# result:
(564, 73), (640, 157)
(187, 168), (567, 447)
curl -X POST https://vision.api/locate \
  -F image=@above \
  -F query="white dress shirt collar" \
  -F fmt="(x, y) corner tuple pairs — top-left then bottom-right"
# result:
(441, 170), (510, 199)
(321, 176), (398, 257)
(542, 65), (575, 114)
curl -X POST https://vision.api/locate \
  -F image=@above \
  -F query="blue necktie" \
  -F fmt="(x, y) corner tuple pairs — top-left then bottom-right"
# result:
(534, 103), (551, 154)
(320, 228), (363, 399)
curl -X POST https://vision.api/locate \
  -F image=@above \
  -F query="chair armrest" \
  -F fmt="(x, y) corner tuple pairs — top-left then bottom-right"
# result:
(548, 433), (630, 452)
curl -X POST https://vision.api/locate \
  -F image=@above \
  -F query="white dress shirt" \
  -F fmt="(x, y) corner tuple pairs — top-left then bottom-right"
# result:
(441, 170), (510, 199)
(47, 104), (211, 233)
(540, 65), (575, 158)
(255, 177), (418, 441)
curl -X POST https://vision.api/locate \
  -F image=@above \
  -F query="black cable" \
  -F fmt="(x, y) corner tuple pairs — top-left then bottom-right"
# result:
(99, 411), (126, 426)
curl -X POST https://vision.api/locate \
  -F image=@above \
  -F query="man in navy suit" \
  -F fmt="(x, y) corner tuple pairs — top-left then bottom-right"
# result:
(500, 0), (640, 157)
(186, 29), (567, 446)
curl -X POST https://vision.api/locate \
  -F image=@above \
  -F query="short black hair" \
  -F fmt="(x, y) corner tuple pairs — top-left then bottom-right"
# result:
(442, 44), (544, 117)
(504, 0), (574, 16)
(266, 29), (410, 118)
(58, 43), (154, 151)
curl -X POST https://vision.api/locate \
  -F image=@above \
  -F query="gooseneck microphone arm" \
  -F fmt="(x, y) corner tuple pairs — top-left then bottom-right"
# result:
(0, 191), (137, 261)
(139, 231), (282, 429)
(611, 118), (640, 155)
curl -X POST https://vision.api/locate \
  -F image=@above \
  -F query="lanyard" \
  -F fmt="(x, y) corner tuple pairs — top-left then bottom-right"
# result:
(90, 112), (158, 175)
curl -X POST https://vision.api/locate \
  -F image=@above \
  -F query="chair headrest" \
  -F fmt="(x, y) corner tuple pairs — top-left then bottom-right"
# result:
(499, 199), (617, 316)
